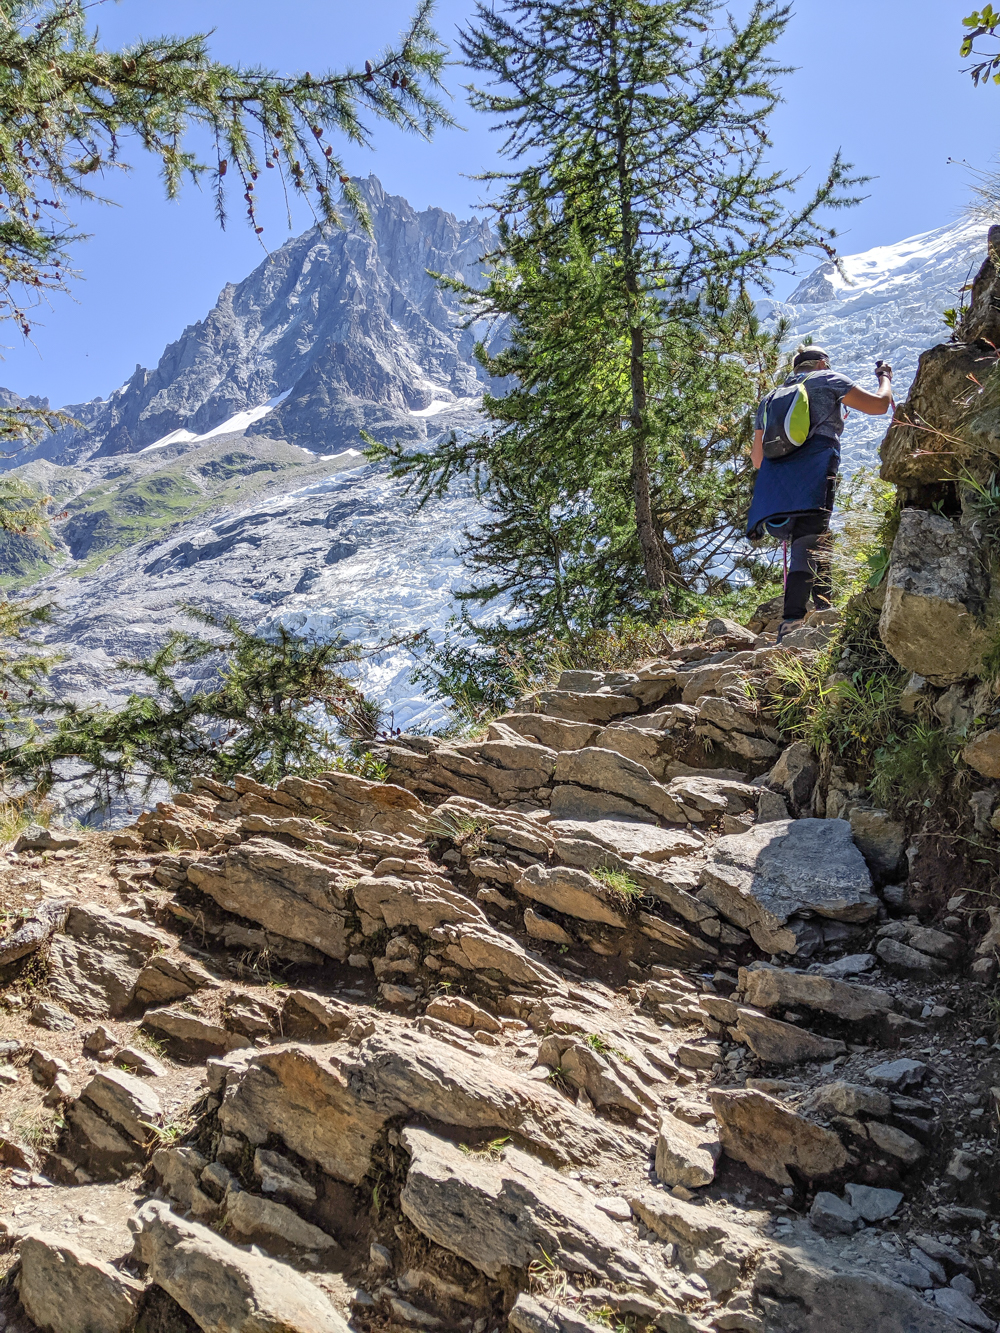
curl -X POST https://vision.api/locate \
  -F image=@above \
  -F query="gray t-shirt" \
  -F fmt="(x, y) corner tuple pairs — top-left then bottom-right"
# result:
(755, 369), (855, 443)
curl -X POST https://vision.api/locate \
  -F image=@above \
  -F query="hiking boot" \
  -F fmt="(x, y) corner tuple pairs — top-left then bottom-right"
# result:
(776, 618), (806, 644)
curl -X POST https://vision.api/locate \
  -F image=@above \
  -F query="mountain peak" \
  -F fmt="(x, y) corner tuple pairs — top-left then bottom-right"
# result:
(22, 180), (495, 469)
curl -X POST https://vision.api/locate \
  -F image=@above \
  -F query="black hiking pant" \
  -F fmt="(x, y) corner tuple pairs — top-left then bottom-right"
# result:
(763, 510), (832, 622)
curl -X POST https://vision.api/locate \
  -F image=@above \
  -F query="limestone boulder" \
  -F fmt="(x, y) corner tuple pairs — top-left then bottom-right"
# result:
(227, 1190), (337, 1254)
(809, 1192), (859, 1236)
(18, 1231), (144, 1333)
(134, 954), (221, 1007)
(589, 723), (675, 779)
(963, 729), (1000, 779)
(655, 1111), (721, 1188)
(536, 1033), (659, 1117)
(14, 823), (82, 852)
(424, 995), (500, 1032)
(667, 775), (758, 819)
(400, 1127), (654, 1289)
(549, 785), (659, 825)
(273, 770), (428, 838)
(553, 748), (687, 823)
(347, 1027), (640, 1170)
(536, 690), (640, 724)
(131, 1199), (349, 1333)
(524, 908), (574, 943)
(739, 966), (894, 1023)
(82, 1068), (162, 1143)
(353, 870), (485, 933)
(65, 1067), (164, 1179)
(698, 820), (877, 955)
(550, 818), (703, 863)
(219, 1044), (388, 1185)
(449, 732), (557, 795)
(144, 1008), (252, 1059)
(733, 1010), (846, 1065)
(710, 1088), (848, 1186)
(629, 1191), (762, 1300)
(47, 903), (170, 1019)
(441, 922), (566, 989)
(498, 712), (604, 751)
(221, 1029), (640, 1184)
(768, 742), (819, 812)
(848, 807), (906, 880)
(878, 509), (987, 685)
(627, 859), (717, 924)
(876, 937), (947, 977)
(516, 864), (628, 927)
(254, 1147), (316, 1207)
(187, 837), (351, 960)
(800, 1082), (892, 1119)
(151, 1146), (218, 1220)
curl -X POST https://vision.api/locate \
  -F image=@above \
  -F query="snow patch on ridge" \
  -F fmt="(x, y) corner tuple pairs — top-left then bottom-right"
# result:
(139, 391), (291, 453)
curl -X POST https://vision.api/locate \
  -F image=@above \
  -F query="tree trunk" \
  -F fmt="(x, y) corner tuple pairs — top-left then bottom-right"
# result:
(628, 323), (668, 595)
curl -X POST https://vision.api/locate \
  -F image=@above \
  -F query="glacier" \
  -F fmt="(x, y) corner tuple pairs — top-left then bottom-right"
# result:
(10, 210), (990, 737)
(760, 216), (985, 474)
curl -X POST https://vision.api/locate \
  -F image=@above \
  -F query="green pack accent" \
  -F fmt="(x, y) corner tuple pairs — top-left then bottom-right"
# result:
(784, 381), (811, 445)
(761, 373), (817, 460)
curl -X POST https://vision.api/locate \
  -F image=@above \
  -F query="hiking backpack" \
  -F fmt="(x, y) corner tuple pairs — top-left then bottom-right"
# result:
(760, 373), (816, 460)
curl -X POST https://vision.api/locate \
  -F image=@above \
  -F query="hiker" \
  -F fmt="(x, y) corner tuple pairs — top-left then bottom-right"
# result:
(746, 345), (894, 639)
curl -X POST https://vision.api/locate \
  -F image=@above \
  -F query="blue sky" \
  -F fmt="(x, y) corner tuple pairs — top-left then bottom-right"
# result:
(0, 0), (991, 407)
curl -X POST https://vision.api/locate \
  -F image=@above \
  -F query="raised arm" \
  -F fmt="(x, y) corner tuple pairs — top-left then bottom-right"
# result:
(843, 363), (894, 416)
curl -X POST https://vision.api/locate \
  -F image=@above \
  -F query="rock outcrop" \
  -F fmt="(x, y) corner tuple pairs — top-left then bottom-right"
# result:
(0, 604), (993, 1333)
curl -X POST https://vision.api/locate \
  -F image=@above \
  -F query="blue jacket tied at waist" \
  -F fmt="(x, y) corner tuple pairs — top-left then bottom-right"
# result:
(745, 434), (839, 538)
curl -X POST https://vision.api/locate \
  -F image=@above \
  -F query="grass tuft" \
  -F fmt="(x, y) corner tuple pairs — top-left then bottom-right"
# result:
(591, 865), (642, 909)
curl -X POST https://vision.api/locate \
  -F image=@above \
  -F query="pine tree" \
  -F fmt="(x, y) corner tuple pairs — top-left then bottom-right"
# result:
(0, 0), (454, 350)
(0, 609), (406, 816)
(376, 0), (861, 626)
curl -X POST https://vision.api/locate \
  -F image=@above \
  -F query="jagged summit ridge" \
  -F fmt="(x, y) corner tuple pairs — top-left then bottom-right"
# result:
(17, 175), (495, 466)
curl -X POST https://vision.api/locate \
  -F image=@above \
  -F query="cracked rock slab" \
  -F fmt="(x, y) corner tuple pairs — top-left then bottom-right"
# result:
(710, 1088), (848, 1186)
(698, 819), (876, 955)
(554, 747), (688, 823)
(131, 1199), (349, 1333)
(47, 903), (170, 1019)
(400, 1127), (655, 1289)
(187, 836), (352, 960)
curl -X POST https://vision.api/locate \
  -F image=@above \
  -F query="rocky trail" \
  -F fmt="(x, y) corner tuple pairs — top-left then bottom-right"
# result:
(0, 607), (992, 1333)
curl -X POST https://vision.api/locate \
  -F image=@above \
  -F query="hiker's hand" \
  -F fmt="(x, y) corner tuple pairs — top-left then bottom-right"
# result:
(875, 360), (893, 381)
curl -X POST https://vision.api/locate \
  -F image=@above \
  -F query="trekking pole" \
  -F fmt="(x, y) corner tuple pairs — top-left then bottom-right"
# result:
(782, 539), (788, 587)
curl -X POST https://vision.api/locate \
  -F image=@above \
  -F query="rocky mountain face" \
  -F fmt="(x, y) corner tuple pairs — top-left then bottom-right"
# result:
(0, 607), (992, 1332)
(23, 174), (496, 466)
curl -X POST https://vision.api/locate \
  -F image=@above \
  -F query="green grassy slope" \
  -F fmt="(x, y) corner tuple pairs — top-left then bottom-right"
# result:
(1, 435), (362, 588)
